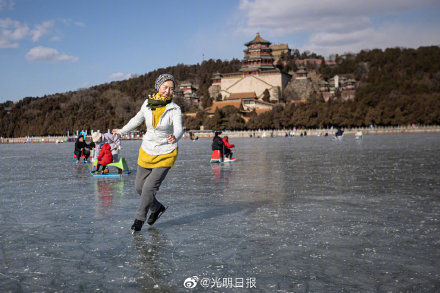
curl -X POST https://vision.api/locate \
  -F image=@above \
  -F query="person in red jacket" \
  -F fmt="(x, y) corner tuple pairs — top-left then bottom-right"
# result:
(221, 136), (235, 159)
(92, 143), (113, 174)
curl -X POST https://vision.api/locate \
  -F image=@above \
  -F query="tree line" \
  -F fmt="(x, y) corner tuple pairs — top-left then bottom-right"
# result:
(0, 59), (241, 137)
(1, 46), (439, 137)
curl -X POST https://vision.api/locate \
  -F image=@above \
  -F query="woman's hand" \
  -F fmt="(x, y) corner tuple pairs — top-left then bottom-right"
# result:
(167, 134), (176, 143)
(112, 129), (119, 136)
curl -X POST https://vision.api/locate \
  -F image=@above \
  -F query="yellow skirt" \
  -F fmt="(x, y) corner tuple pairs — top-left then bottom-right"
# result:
(137, 146), (178, 168)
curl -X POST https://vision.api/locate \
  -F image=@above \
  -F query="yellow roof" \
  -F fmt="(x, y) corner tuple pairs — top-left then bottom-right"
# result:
(206, 100), (243, 114)
(225, 92), (257, 100)
(245, 32), (270, 46)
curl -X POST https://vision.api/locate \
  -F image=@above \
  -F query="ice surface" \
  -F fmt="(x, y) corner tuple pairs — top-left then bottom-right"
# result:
(1, 134), (440, 292)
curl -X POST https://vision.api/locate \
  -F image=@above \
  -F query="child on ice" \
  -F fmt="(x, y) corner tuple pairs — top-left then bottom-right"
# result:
(92, 143), (113, 174)
(91, 132), (121, 163)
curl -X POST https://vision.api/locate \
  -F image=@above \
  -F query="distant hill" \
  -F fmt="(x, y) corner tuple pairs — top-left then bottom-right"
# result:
(1, 46), (440, 137)
(0, 59), (241, 137)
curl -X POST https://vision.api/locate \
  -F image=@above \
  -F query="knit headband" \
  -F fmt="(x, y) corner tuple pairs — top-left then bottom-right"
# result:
(154, 74), (176, 92)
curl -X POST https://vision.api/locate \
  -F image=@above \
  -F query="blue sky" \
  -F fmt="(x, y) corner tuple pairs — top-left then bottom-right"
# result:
(1, 0), (439, 102)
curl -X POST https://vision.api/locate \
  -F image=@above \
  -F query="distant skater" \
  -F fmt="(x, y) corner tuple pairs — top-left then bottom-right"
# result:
(335, 127), (344, 137)
(113, 74), (183, 233)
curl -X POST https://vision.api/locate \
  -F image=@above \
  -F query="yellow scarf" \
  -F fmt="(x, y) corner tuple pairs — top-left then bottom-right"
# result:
(147, 93), (172, 110)
(149, 93), (172, 101)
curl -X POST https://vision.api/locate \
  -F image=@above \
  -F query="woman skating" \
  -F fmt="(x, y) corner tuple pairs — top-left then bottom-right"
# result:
(113, 74), (183, 233)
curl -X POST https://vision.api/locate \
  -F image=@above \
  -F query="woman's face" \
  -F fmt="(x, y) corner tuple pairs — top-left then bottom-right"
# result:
(158, 80), (175, 98)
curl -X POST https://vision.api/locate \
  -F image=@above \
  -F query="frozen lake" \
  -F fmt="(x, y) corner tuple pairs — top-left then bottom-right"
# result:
(1, 134), (440, 292)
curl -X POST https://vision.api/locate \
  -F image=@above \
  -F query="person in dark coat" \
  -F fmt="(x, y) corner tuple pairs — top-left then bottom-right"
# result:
(74, 135), (91, 162)
(92, 143), (113, 173)
(212, 131), (224, 158)
(335, 127), (344, 137)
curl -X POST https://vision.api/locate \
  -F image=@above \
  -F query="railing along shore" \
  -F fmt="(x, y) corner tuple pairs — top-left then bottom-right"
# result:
(1, 125), (439, 144)
(185, 125), (440, 139)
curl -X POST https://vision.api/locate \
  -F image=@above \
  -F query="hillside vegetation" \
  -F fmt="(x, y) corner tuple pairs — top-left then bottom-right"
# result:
(1, 46), (440, 136)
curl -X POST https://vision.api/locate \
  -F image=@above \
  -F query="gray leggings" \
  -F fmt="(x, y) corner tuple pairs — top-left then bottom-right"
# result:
(134, 165), (170, 221)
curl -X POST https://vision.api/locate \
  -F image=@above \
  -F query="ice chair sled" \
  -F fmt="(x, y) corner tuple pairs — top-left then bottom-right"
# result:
(210, 150), (223, 163)
(91, 157), (131, 177)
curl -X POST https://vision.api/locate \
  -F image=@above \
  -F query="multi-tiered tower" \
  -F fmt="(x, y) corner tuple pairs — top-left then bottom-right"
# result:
(208, 33), (291, 103)
(240, 33), (275, 72)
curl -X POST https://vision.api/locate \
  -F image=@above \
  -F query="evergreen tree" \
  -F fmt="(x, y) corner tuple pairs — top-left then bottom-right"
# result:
(262, 89), (270, 102)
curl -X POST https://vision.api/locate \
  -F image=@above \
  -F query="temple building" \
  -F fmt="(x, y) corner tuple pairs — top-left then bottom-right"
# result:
(179, 83), (196, 97)
(318, 81), (332, 102)
(318, 75), (357, 101)
(206, 91), (274, 119)
(3, 106), (12, 115)
(209, 33), (291, 103)
(270, 44), (291, 61)
(294, 67), (309, 80)
(175, 82), (200, 106)
(295, 58), (323, 67)
(240, 33), (275, 72)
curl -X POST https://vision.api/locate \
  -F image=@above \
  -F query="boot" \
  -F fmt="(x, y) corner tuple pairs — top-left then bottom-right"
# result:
(131, 219), (144, 234)
(147, 205), (167, 225)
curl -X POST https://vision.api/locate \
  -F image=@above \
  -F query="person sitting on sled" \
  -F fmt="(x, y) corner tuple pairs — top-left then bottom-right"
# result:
(212, 131), (224, 158)
(92, 143), (113, 174)
(74, 135), (91, 163)
(91, 132), (121, 163)
(221, 136), (235, 159)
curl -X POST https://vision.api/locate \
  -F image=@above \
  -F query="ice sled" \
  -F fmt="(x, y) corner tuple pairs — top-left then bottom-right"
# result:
(210, 150), (222, 163)
(90, 158), (131, 177)
(210, 150), (236, 164)
(73, 151), (90, 164)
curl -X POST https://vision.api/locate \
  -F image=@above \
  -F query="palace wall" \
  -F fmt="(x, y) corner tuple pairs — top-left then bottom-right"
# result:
(220, 73), (290, 101)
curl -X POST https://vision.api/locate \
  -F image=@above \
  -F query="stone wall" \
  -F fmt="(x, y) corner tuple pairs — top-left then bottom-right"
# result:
(283, 70), (321, 101)
(220, 73), (285, 101)
(284, 78), (317, 101)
